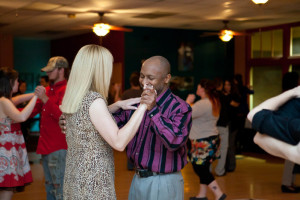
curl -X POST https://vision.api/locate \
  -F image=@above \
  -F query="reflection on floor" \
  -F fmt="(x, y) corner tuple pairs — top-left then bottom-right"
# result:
(13, 151), (300, 200)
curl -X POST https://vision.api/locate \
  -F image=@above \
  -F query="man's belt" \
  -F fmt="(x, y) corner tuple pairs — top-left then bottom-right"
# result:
(135, 169), (161, 178)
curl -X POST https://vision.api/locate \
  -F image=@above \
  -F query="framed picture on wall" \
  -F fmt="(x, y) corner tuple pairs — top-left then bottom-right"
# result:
(170, 76), (194, 92)
(178, 43), (193, 71)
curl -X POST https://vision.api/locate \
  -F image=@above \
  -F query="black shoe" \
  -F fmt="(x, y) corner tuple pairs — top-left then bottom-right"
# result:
(189, 197), (208, 200)
(219, 193), (227, 200)
(226, 168), (235, 172)
(281, 185), (300, 193)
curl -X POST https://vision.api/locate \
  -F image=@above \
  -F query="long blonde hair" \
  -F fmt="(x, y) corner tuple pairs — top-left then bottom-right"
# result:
(61, 45), (113, 114)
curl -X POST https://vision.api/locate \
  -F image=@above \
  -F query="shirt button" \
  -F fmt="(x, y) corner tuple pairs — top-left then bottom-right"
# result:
(136, 153), (139, 155)
(150, 114), (153, 117)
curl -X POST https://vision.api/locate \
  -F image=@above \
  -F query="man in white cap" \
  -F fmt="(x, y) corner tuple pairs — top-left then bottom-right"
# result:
(31, 56), (69, 200)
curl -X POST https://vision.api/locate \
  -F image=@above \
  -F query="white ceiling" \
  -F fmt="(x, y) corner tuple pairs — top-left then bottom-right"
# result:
(0, 0), (300, 39)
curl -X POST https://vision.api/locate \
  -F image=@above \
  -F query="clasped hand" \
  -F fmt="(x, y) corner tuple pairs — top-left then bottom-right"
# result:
(140, 88), (157, 110)
(35, 86), (48, 103)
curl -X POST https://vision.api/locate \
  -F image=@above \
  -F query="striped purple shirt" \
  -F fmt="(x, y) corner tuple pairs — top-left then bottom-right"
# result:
(113, 88), (192, 173)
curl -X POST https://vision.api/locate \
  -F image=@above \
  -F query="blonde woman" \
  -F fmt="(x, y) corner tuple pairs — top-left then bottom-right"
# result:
(60, 45), (147, 200)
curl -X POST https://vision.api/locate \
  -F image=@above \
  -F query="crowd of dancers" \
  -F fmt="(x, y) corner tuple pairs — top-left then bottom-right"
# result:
(0, 44), (299, 200)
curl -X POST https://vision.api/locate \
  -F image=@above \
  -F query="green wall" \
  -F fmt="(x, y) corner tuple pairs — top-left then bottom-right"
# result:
(13, 27), (235, 100)
(124, 26), (234, 99)
(14, 38), (50, 92)
(13, 38), (50, 132)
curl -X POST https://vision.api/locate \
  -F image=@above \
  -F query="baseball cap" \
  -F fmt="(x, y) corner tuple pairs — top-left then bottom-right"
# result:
(41, 56), (69, 72)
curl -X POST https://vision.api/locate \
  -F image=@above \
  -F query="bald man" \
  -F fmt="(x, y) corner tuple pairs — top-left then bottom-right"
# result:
(60, 55), (192, 200)
(114, 56), (192, 200)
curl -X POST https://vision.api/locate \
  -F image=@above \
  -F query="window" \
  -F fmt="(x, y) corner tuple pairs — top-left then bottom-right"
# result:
(291, 26), (300, 56)
(247, 23), (300, 111)
(250, 66), (282, 109)
(251, 29), (283, 58)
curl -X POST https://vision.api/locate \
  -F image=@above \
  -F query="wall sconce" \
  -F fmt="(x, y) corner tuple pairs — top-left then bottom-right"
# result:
(219, 30), (233, 42)
(252, 0), (268, 4)
(93, 23), (111, 36)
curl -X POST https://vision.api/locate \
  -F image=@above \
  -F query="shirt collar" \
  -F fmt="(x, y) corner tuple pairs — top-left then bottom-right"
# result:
(50, 79), (67, 88)
(156, 88), (171, 107)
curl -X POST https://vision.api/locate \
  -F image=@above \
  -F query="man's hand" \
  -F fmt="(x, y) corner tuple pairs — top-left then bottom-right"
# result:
(141, 88), (157, 110)
(59, 114), (66, 134)
(35, 86), (48, 103)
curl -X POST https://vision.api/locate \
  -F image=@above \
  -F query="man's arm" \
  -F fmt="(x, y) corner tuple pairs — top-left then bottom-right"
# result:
(30, 86), (47, 117)
(247, 86), (300, 122)
(36, 86), (63, 121)
(150, 105), (192, 151)
(141, 88), (192, 151)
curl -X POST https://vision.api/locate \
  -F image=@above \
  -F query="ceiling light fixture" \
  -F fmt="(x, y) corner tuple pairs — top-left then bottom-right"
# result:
(67, 14), (76, 19)
(219, 30), (233, 42)
(251, 0), (268, 4)
(93, 23), (111, 36)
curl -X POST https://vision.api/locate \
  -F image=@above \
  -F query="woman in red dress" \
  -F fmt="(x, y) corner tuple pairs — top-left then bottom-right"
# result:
(0, 67), (38, 200)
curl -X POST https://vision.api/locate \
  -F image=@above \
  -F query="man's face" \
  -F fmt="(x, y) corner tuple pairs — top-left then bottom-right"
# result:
(224, 81), (231, 93)
(19, 82), (27, 94)
(139, 62), (169, 96)
(46, 68), (60, 82)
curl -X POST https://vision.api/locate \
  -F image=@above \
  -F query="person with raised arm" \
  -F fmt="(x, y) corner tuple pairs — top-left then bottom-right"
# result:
(0, 67), (38, 200)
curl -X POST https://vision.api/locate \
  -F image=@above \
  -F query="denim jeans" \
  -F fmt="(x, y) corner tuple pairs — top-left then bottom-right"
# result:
(42, 149), (66, 200)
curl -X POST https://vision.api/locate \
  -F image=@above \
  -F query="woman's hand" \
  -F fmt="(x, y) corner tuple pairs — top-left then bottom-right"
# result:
(186, 94), (196, 105)
(59, 114), (66, 134)
(293, 86), (300, 98)
(119, 97), (141, 110)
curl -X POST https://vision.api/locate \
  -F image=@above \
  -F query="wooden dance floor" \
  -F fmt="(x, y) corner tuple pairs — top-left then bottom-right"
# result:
(12, 151), (300, 200)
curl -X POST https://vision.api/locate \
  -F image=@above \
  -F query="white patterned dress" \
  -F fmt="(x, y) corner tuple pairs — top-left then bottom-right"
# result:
(0, 117), (32, 190)
(63, 91), (116, 200)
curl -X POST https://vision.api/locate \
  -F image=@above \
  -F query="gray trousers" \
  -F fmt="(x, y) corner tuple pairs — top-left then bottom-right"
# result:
(128, 171), (184, 200)
(282, 160), (295, 186)
(215, 126), (229, 176)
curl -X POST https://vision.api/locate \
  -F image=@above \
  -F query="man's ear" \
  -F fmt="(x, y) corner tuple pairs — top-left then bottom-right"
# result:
(164, 74), (171, 84)
(59, 68), (65, 74)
